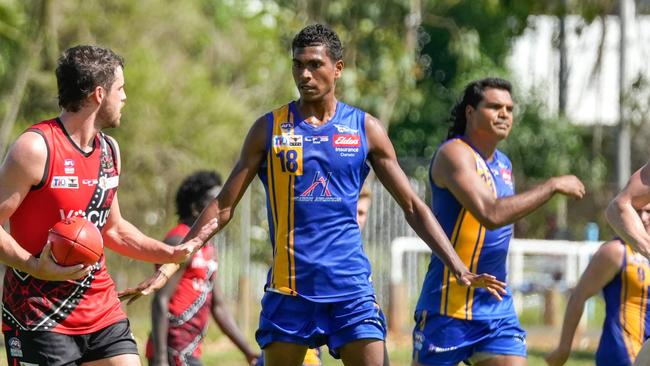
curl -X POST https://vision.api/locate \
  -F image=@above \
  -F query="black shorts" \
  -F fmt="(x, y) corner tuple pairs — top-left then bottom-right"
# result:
(3, 319), (139, 366)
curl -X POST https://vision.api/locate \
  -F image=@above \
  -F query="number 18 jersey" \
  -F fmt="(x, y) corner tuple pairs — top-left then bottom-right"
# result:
(258, 101), (371, 302)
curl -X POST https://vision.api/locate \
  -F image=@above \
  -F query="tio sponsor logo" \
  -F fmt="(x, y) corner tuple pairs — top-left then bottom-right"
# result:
(51, 176), (79, 189)
(333, 134), (360, 147)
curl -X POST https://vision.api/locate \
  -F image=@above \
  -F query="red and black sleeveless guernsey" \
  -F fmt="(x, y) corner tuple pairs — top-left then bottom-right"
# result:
(2, 118), (126, 335)
(145, 223), (217, 361)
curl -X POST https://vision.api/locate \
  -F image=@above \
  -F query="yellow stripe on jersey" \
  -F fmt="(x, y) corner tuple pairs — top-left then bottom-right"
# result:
(268, 105), (299, 295)
(439, 140), (495, 320)
(621, 245), (650, 360)
(440, 209), (465, 316)
(440, 208), (485, 320)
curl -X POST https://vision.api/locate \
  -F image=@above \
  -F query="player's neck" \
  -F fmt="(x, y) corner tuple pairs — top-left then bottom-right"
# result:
(59, 110), (101, 152)
(296, 96), (338, 126)
(461, 134), (498, 161)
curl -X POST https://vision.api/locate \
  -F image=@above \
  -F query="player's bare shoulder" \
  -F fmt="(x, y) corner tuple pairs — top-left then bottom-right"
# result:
(2, 130), (49, 186)
(363, 112), (390, 154)
(593, 239), (626, 268)
(431, 139), (475, 188)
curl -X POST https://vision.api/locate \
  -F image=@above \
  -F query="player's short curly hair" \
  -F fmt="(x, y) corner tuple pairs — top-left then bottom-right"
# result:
(292, 24), (343, 62)
(447, 77), (512, 139)
(56, 45), (124, 112)
(176, 171), (222, 221)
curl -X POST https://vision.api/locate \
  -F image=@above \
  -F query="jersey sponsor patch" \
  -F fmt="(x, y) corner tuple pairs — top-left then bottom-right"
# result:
(304, 136), (329, 144)
(63, 159), (75, 174)
(333, 135), (361, 157)
(51, 176), (79, 189)
(98, 175), (119, 190)
(333, 135), (360, 147)
(333, 124), (358, 134)
(501, 168), (513, 186)
(8, 337), (22, 357)
(273, 134), (303, 148)
(280, 122), (293, 131)
(295, 171), (342, 203)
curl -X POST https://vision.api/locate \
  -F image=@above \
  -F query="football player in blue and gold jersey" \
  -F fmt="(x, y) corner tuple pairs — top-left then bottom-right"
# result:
(121, 25), (507, 366)
(546, 204), (650, 366)
(413, 78), (585, 366)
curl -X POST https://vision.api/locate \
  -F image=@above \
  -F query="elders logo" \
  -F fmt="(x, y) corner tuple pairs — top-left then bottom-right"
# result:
(333, 134), (360, 147)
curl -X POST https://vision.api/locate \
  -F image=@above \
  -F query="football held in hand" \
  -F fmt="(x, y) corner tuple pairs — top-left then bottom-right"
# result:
(48, 217), (104, 266)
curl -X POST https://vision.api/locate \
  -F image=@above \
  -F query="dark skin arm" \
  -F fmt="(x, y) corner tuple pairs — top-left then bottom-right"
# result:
(211, 281), (260, 365)
(365, 114), (506, 297)
(119, 116), (268, 303)
(149, 234), (185, 366)
(432, 140), (585, 230)
(545, 240), (622, 366)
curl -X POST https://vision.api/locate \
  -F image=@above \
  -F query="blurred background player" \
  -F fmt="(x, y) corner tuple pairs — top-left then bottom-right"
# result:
(0, 45), (214, 366)
(147, 170), (260, 366)
(545, 203), (650, 366)
(413, 77), (585, 366)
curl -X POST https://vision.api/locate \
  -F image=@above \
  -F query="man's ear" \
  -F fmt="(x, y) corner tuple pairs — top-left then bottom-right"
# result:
(91, 85), (105, 105)
(334, 60), (344, 80)
(465, 105), (474, 123)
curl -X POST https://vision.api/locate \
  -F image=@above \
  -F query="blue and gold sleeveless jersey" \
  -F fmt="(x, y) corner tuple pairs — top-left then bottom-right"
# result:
(416, 138), (515, 320)
(258, 101), (372, 302)
(597, 242), (650, 366)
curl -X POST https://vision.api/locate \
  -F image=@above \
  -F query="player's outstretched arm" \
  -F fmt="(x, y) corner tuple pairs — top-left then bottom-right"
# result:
(118, 116), (269, 303)
(432, 141), (585, 230)
(149, 264), (184, 366)
(545, 240), (622, 366)
(606, 162), (650, 258)
(100, 137), (218, 264)
(211, 281), (260, 365)
(365, 114), (506, 298)
(0, 132), (91, 280)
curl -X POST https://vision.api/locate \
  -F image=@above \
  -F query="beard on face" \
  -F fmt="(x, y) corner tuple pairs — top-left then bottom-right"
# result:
(97, 98), (120, 129)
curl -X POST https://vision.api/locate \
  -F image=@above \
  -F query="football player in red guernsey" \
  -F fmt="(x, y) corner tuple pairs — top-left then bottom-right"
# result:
(147, 171), (259, 366)
(0, 45), (217, 366)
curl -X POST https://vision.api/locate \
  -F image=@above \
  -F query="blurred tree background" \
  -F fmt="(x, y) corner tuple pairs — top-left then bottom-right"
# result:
(0, 0), (644, 276)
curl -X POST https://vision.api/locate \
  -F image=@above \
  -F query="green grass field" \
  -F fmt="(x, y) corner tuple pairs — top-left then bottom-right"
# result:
(0, 298), (601, 366)
(196, 341), (596, 366)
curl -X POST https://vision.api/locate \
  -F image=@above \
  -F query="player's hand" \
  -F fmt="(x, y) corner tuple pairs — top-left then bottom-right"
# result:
(456, 272), (507, 301)
(30, 242), (92, 281)
(551, 175), (585, 199)
(246, 352), (261, 365)
(544, 347), (570, 366)
(117, 266), (175, 305)
(169, 218), (219, 263)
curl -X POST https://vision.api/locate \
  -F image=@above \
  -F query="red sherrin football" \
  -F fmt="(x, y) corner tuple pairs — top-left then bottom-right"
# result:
(48, 217), (103, 266)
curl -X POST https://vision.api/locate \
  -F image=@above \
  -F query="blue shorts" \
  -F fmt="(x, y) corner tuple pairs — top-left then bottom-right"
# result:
(412, 310), (526, 366)
(255, 292), (386, 358)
